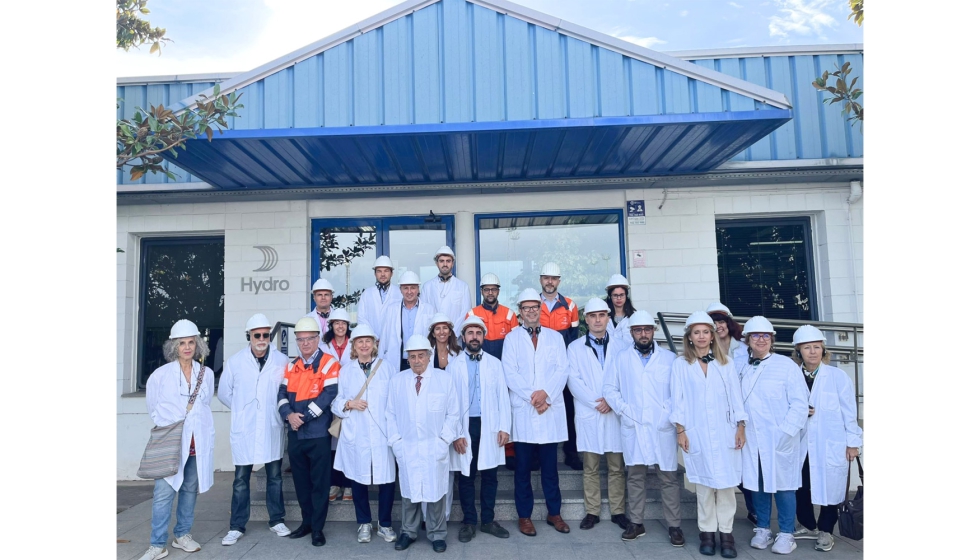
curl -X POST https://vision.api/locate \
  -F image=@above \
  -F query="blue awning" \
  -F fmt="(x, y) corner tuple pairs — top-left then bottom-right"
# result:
(162, 110), (791, 190)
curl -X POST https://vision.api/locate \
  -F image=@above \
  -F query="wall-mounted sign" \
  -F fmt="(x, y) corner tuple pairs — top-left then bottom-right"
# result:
(627, 200), (646, 225)
(632, 250), (647, 268)
(242, 245), (290, 293)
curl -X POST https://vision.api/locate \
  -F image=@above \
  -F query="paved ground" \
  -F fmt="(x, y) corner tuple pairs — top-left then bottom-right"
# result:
(118, 474), (862, 559)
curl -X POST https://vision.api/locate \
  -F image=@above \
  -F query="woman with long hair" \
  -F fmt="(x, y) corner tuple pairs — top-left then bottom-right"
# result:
(322, 307), (353, 502)
(604, 274), (637, 343)
(706, 303), (749, 364)
(427, 313), (461, 370)
(671, 312), (746, 558)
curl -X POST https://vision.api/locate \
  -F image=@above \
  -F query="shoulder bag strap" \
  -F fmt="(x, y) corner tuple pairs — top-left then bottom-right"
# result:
(855, 456), (863, 483)
(185, 365), (206, 413)
(354, 359), (384, 401)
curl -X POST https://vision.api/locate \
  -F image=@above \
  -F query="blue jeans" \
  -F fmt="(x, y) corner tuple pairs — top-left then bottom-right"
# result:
(230, 460), (285, 532)
(753, 459), (796, 534)
(150, 455), (198, 547)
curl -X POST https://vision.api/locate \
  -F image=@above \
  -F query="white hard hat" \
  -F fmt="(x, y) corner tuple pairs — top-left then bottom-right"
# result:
(311, 278), (334, 293)
(480, 272), (501, 287)
(398, 270), (421, 285)
(706, 302), (733, 317)
(428, 312), (454, 332)
(294, 317), (320, 333)
(793, 324), (826, 345)
(685, 311), (715, 330)
(583, 297), (610, 315)
(628, 310), (657, 328)
(373, 255), (394, 269)
(460, 315), (488, 334)
(516, 288), (541, 304)
(169, 319), (200, 339)
(245, 313), (272, 332)
(328, 308), (351, 324)
(434, 245), (455, 260)
(349, 323), (378, 341)
(539, 262), (561, 277)
(743, 316), (776, 334)
(606, 273), (629, 289)
(404, 334), (432, 352)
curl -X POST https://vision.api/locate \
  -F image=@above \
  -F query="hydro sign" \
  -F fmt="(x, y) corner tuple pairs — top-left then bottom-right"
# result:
(241, 246), (290, 294)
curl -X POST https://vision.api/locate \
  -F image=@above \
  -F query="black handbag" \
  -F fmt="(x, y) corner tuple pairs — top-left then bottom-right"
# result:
(837, 456), (863, 540)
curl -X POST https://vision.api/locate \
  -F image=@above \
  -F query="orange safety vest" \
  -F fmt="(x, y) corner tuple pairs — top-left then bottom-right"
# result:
(285, 353), (340, 400)
(467, 304), (519, 341)
(539, 294), (579, 335)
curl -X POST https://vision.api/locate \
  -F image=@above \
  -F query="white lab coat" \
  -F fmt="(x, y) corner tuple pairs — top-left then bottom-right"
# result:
(330, 358), (398, 486)
(386, 366), (460, 503)
(357, 284), (402, 334)
(724, 339), (750, 365)
(800, 364), (863, 505)
(566, 332), (626, 453)
(421, 276), (472, 336)
(429, 348), (460, 372)
(145, 361), (216, 493)
(669, 356), (747, 489)
(603, 346), (678, 469)
(322, 339), (353, 369)
(739, 353), (810, 492)
(378, 301), (436, 365)
(447, 352), (513, 473)
(610, 315), (632, 344)
(217, 347), (290, 466)
(501, 327), (569, 444)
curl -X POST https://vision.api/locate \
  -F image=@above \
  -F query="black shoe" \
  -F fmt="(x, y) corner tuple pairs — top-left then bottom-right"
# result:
(579, 514), (599, 530)
(394, 534), (415, 551)
(432, 540), (447, 553)
(480, 521), (510, 538)
(311, 530), (325, 547)
(699, 531), (716, 556)
(611, 513), (631, 531)
(622, 523), (646, 541)
(288, 526), (311, 539)
(669, 526), (685, 547)
(458, 524), (476, 543)
(564, 454), (583, 470)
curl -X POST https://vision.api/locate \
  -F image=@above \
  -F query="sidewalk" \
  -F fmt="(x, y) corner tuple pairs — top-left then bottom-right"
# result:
(117, 473), (862, 559)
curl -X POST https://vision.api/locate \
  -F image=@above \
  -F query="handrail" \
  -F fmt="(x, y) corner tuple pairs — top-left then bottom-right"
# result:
(656, 312), (679, 354)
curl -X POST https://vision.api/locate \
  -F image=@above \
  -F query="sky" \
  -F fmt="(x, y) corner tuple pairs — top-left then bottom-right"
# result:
(116, 0), (864, 77)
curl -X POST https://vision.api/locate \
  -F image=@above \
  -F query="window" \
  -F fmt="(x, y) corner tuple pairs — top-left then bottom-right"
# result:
(137, 237), (225, 389)
(716, 217), (817, 321)
(475, 211), (625, 309)
(311, 216), (455, 323)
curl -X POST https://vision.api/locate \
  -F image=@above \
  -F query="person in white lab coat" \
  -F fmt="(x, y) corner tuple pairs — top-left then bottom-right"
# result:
(791, 325), (862, 552)
(357, 255), (402, 333)
(305, 278), (336, 338)
(217, 314), (292, 546)
(426, 313), (463, 521)
(448, 316), (512, 542)
(502, 288), (571, 537)
(322, 307), (354, 502)
(603, 274), (636, 344)
(379, 271), (436, 372)
(421, 245), (472, 336)
(139, 320), (215, 560)
(670, 311), (747, 558)
(739, 316), (810, 555)
(386, 335), (460, 553)
(602, 310), (684, 546)
(566, 298), (630, 531)
(331, 324), (399, 544)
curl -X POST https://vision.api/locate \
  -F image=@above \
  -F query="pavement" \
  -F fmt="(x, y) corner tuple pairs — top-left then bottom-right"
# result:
(117, 473), (862, 559)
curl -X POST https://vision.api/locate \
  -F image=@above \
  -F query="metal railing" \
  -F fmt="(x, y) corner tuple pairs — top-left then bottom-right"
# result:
(656, 312), (863, 418)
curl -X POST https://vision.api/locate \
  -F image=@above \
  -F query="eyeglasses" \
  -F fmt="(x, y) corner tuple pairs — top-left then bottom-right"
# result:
(251, 332), (271, 339)
(519, 305), (540, 312)
(631, 326), (654, 334)
(611, 293), (627, 299)
(749, 333), (772, 340)
(482, 287), (500, 293)
(295, 335), (319, 343)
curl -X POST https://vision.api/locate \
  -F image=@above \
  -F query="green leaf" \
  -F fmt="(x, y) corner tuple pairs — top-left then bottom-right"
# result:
(205, 126), (214, 141)
(213, 84), (220, 96)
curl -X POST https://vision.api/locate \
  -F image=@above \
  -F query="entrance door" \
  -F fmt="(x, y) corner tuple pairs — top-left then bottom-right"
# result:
(311, 215), (455, 322)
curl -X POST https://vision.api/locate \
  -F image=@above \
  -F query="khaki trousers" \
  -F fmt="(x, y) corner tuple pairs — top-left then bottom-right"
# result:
(695, 485), (736, 532)
(627, 464), (681, 527)
(582, 451), (626, 516)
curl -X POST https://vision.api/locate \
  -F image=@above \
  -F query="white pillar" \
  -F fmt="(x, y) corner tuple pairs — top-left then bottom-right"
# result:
(455, 211), (477, 306)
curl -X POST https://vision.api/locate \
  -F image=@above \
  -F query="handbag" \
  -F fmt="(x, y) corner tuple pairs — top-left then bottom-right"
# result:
(137, 366), (206, 480)
(837, 456), (863, 540)
(329, 359), (382, 438)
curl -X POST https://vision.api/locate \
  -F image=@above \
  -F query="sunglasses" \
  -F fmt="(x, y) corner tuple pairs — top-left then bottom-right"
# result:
(251, 332), (271, 340)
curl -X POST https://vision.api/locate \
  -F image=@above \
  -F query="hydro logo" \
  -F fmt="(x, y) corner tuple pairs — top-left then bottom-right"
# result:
(242, 246), (289, 294)
(253, 246), (279, 272)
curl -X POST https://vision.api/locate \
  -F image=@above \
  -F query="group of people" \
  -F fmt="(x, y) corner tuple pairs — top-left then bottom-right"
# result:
(139, 246), (862, 560)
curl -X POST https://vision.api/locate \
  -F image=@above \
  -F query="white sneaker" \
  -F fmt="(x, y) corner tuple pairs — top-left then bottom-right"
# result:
(815, 531), (834, 551)
(793, 523), (819, 540)
(771, 532), (797, 554)
(138, 546), (168, 560)
(357, 523), (373, 543)
(343, 487), (353, 500)
(221, 530), (243, 546)
(171, 534), (201, 552)
(329, 485), (342, 501)
(378, 525), (397, 542)
(750, 527), (774, 549)
(270, 522), (291, 537)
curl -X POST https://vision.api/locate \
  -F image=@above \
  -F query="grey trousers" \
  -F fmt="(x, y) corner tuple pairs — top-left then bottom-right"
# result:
(627, 464), (681, 527)
(401, 494), (448, 542)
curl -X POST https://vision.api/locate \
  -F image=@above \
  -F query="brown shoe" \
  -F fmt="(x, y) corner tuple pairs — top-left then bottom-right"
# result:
(699, 531), (716, 555)
(719, 532), (737, 558)
(669, 526), (685, 547)
(518, 518), (536, 537)
(547, 515), (570, 533)
(579, 514), (599, 530)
